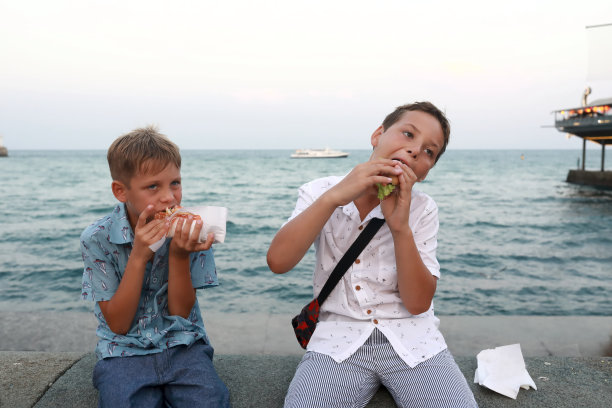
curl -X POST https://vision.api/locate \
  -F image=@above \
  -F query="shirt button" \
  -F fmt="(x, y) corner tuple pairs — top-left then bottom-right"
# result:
(373, 319), (379, 324)
(146, 332), (152, 338)
(358, 225), (364, 230)
(355, 285), (361, 291)
(367, 310), (372, 314)
(355, 259), (361, 264)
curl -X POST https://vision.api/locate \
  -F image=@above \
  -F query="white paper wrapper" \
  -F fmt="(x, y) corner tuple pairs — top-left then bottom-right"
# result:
(149, 206), (228, 252)
(474, 343), (537, 399)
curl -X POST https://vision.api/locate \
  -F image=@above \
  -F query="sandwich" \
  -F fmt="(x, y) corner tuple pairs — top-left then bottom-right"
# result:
(154, 206), (203, 239)
(148, 205), (228, 252)
(154, 206), (201, 221)
(376, 175), (398, 200)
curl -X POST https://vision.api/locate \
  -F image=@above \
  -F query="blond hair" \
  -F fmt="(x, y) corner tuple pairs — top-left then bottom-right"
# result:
(107, 126), (181, 185)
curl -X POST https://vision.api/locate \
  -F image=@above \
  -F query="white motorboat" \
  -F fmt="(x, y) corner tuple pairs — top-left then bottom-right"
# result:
(290, 148), (349, 158)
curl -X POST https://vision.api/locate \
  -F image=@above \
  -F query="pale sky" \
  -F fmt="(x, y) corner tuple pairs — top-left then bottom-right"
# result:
(1, 0), (612, 150)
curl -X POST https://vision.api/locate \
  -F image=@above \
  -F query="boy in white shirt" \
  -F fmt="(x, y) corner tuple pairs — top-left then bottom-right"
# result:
(267, 102), (477, 407)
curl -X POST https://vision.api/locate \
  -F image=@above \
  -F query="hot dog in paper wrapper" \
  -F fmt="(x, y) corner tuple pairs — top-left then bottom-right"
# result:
(149, 206), (228, 252)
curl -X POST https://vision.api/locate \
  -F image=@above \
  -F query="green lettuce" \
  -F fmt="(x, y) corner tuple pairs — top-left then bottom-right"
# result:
(376, 183), (396, 200)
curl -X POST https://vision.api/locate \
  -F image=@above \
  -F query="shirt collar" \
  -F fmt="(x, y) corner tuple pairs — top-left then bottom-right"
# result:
(368, 205), (384, 220)
(338, 172), (384, 224)
(109, 203), (134, 244)
(343, 203), (383, 223)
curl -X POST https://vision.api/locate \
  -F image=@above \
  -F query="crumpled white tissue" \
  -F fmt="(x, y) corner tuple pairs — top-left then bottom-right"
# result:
(474, 343), (537, 399)
(149, 206), (228, 252)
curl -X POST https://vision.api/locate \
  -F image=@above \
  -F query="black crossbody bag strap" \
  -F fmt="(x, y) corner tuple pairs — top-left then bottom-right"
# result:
(316, 217), (385, 305)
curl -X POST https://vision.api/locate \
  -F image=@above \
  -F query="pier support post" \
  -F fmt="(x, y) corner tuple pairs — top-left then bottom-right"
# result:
(582, 139), (586, 170)
(602, 144), (606, 171)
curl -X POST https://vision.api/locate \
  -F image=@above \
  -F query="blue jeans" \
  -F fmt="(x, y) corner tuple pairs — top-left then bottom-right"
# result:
(93, 341), (230, 408)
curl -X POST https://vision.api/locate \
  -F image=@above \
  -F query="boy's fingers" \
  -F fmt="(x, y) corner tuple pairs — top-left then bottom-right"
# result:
(174, 218), (185, 238)
(404, 166), (418, 184)
(374, 175), (396, 185)
(372, 157), (398, 166)
(188, 232), (214, 251)
(391, 161), (415, 184)
(189, 219), (204, 241)
(371, 162), (403, 179)
(137, 205), (156, 227)
(137, 220), (167, 247)
(181, 217), (199, 241)
(373, 158), (404, 172)
(173, 217), (204, 244)
(153, 219), (170, 239)
(197, 233), (215, 251)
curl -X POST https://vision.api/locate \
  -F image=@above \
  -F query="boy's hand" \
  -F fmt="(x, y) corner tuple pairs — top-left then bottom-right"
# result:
(328, 158), (403, 206)
(132, 205), (170, 260)
(169, 216), (214, 258)
(381, 160), (418, 232)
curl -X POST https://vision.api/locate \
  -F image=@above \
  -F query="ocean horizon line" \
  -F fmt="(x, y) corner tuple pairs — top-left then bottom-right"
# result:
(1, 147), (595, 152)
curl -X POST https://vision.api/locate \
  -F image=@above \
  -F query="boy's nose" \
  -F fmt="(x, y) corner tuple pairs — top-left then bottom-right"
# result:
(160, 189), (175, 202)
(407, 150), (418, 159)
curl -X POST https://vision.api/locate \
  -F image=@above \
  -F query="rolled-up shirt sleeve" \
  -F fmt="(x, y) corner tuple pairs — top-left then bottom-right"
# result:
(286, 176), (342, 223)
(190, 249), (219, 289)
(287, 182), (316, 223)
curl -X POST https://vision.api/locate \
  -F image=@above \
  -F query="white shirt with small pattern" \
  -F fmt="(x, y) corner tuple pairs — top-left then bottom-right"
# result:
(288, 175), (448, 368)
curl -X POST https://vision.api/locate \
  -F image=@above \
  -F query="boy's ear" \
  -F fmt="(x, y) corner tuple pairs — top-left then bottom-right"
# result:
(371, 125), (384, 148)
(111, 180), (128, 203)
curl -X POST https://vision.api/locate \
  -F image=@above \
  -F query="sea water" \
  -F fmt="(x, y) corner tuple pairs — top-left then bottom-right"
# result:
(1, 149), (611, 316)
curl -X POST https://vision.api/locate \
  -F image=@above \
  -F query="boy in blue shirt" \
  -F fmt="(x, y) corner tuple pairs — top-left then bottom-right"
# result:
(80, 126), (230, 407)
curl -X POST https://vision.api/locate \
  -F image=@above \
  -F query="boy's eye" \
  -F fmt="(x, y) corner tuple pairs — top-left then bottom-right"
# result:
(426, 149), (434, 157)
(171, 180), (181, 186)
(147, 184), (158, 190)
(403, 131), (414, 138)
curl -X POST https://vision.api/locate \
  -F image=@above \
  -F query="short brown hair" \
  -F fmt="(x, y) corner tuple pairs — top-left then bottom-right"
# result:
(107, 126), (181, 185)
(381, 102), (450, 163)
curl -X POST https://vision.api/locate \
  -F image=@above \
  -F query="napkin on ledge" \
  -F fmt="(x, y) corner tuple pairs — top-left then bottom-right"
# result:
(149, 206), (228, 252)
(473, 343), (537, 399)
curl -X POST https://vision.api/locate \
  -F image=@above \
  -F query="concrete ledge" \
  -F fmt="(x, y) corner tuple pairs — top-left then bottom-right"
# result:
(0, 352), (86, 408)
(566, 169), (612, 188)
(2, 313), (611, 357)
(2, 315), (611, 407)
(0, 353), (607, 408)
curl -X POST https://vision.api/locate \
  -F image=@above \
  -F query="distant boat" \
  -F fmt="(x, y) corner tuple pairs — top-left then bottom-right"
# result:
(0, 134), (7, 157)
(290, 148), (349, 159)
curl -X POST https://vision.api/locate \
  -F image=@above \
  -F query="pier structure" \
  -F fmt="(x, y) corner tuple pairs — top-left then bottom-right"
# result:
(553, 23), (612, 187)
(554, 97), (612, 188)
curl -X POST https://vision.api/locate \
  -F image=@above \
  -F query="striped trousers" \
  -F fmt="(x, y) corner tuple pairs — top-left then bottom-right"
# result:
(284, 329), (477, 408)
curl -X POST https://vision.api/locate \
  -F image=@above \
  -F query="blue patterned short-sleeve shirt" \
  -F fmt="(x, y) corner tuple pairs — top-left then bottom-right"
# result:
(80, 204), (219, 360)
